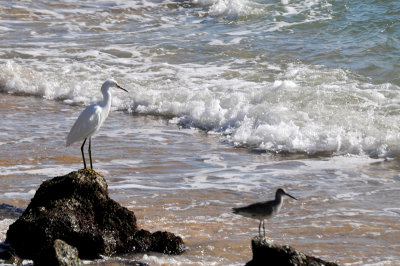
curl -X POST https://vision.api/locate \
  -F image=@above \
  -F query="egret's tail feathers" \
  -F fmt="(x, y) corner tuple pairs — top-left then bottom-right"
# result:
(66, 135), (72, 147)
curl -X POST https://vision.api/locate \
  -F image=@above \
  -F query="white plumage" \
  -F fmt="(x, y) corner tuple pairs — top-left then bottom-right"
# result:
(66, 79), (127, 169)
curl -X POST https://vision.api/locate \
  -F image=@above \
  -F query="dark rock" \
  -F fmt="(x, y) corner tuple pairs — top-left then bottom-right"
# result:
(5, 169), (185, 263)
(0, 242), (22, 264)
(150, 231), (186, 254)
(246, 236), (338, 266)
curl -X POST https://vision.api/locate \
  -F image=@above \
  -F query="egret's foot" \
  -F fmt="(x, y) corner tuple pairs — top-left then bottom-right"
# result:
(82, 168), (103, 177)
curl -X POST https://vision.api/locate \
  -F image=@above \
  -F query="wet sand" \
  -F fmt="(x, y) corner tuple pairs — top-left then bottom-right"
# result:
(1, 94), (400, 265)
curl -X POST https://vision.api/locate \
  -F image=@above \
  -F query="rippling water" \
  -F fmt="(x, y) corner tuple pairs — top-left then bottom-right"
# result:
(1, 0), (400, 155)
(1, 0), (400, 265)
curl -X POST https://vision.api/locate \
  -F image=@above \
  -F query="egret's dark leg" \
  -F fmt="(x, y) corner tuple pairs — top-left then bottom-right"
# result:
(81, 138), (87, 169)
(88, 137), (93, 170)
(258, 220), (262, 237)
(262, 220), (265, 237)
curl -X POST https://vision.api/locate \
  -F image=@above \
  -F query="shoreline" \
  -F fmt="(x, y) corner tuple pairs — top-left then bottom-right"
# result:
(1, 94), (399, 265)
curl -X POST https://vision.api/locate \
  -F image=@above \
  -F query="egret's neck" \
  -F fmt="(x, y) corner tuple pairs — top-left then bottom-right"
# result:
(100, 89), (112, 113)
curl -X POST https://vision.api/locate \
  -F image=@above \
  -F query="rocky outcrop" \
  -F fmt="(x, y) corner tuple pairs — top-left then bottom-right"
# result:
(5, 169), (185, 264)
(246, 237), (338, 266)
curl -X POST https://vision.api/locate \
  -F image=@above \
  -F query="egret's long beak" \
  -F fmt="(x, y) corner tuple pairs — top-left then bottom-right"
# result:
(285, 192), (297, 200)
(116, 84), (128, 92)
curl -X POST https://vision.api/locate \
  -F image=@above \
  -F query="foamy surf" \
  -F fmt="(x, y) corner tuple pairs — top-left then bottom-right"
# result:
(2, 60), (400, 157)
(1, 0), (400, 158)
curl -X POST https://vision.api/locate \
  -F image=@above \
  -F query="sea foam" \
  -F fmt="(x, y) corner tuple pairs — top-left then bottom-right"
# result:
(1, 59), (400, 157)
(0, 0), (399, 158)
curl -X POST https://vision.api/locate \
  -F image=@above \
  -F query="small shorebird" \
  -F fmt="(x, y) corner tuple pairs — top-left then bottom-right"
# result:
(232, 188), (297, 237)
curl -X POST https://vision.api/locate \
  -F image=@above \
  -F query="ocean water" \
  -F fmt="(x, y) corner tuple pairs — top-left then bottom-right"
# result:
(1, 0), (400, 265)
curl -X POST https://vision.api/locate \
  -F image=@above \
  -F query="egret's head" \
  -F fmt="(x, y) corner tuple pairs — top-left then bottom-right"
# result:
(101, 79), (128, 93)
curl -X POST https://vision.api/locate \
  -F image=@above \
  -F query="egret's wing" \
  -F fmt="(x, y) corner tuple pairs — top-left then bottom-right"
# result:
(66, 104), (102, 147)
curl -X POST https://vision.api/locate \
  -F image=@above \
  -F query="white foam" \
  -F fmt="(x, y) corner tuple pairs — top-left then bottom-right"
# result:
(107, 159), (143, 167)
(0, 0), (398, 158)
(0, 164), (75, 177)
(0, 219), (15, 241)
(207, 0), (262, 19)
(194, 0), (332, 27)
(2, 58), (400, 157)
(2, 190), (36, 200)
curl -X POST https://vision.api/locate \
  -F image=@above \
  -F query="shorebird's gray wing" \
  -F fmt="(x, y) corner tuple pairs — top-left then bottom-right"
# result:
(232, 201), (274, 218)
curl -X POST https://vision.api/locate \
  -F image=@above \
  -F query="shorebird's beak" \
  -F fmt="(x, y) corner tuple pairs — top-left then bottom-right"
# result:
(116, 83), (128, 92)
(285, 192), (297, 200)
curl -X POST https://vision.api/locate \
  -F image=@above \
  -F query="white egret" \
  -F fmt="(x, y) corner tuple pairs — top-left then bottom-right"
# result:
(66, 79), (128, 170)
(232, 188), (297, 237)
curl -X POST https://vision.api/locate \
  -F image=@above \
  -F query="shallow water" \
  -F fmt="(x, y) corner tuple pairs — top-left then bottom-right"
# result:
(1, 0), (400, 264)
(2, 0), (400, 157)
(1, 94), (400, 265)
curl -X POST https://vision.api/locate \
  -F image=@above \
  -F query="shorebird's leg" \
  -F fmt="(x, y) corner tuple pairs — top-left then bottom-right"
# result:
(258, 220), (262, 236)
(81, 138), (87, 169)
(88, 137), (93, 170)
(262, 220), (266, 237)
